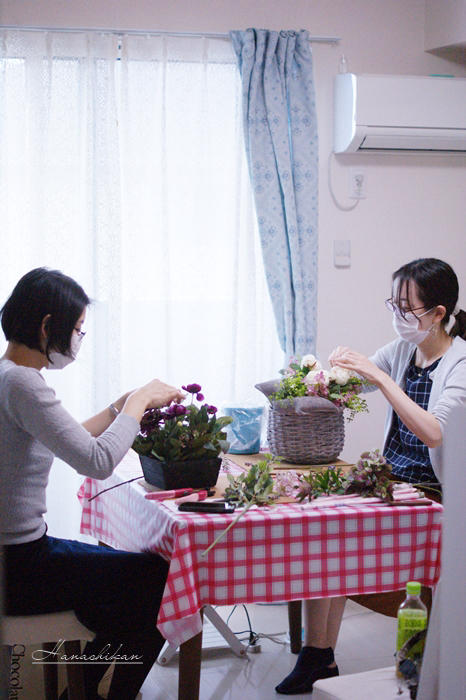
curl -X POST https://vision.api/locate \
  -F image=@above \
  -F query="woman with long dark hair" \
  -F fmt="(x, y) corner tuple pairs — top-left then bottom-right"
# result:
(276, 258), (466, 695)
(1, 267), (185, 699)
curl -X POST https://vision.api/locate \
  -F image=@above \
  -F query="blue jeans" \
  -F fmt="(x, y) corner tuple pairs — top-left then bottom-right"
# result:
(4, 534), (169, 699)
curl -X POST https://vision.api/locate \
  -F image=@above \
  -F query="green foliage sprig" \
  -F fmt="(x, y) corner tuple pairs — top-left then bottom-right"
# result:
(202, 454), (280, 557)
(297, 450), (395, 504)
(223, 453), (280, 506)
(273, 369), (308, 400)
(297, 467), (347, 501)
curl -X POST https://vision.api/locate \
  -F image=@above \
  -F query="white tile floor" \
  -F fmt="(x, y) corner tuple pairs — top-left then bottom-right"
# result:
(138, 600), (398, 700)
(11, 600), (398, 699)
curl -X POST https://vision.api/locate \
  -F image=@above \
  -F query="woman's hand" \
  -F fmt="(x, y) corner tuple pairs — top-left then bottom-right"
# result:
(121, 379), (185, 423)
(135, 378), (186, 410)
(82, 382), (185, 436)
(329, 347), (442, 447)
(328, 347), (384, 386)
(328, 346), (351, 367)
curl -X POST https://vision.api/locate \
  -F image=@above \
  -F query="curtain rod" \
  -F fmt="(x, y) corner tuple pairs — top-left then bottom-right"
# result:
(0, 25), (340, 45)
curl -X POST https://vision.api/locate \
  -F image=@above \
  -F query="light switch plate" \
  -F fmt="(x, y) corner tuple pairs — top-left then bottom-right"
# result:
(334, 239), (351, 267)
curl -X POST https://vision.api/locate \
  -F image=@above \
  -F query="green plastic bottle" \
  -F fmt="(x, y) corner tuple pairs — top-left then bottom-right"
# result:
(396, 581), (428, 680)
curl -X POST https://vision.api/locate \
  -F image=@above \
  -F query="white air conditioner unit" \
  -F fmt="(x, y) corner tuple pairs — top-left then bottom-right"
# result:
(334, 73), (466, 154)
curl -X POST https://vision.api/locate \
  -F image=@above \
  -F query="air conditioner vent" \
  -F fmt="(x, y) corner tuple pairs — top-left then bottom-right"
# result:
(334, 74), (466, 154)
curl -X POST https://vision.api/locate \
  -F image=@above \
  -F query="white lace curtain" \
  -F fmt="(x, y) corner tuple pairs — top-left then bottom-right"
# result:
(0, 30), (283, 537)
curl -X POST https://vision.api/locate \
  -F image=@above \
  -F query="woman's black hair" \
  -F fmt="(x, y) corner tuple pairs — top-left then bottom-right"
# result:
(1, 268), (90, 359)
(392, 258), (466, 340)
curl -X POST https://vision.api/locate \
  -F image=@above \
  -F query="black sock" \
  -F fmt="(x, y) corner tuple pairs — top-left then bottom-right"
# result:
(275, 646), (337, 695)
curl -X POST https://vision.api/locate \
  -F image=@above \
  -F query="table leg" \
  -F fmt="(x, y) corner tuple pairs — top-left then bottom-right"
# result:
(288, 600), (302, 654)
(178, 611), (203, 700)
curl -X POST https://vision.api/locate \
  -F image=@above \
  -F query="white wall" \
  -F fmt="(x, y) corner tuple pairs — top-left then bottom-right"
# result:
(2, 0), (465, 461)
(425, 0), (466, 50)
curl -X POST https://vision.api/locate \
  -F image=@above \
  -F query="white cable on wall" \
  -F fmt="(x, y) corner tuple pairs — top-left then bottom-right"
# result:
(327, 151), (360, 211)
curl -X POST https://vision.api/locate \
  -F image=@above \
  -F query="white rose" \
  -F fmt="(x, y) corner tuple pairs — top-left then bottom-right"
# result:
(304, 369), (330, 387)
(301, 354), (322, 370)
(303, 369), (319, 386)
(329, 366), (352, 386)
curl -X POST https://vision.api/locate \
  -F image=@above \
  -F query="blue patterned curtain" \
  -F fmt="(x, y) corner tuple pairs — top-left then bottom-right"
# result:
(230, 29), (318, 359)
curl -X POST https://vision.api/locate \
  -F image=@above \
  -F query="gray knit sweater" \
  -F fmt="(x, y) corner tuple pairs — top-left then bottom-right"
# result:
(0, 359), (140, 545)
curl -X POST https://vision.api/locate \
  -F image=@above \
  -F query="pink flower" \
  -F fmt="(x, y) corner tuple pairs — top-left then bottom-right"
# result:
(273, 471), (301, 497)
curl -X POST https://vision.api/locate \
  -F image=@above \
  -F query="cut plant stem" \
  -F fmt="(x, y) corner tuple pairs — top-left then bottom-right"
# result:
(201, 501), (254, 557)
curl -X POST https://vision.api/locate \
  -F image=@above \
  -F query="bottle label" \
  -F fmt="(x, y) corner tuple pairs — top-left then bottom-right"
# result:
(396, 610), (427, 677)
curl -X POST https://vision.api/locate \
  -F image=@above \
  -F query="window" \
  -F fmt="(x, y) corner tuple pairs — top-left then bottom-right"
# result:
(0, 30), (282, 536)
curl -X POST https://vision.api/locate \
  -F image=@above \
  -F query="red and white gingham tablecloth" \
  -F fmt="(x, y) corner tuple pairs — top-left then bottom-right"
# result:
(78, 450), (442, 647)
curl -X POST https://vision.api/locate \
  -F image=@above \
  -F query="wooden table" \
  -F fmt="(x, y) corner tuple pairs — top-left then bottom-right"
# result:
(227, 453), (353, 473)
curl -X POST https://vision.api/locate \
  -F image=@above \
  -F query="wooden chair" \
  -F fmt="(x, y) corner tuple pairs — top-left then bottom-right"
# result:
(2, 610), (95, 700)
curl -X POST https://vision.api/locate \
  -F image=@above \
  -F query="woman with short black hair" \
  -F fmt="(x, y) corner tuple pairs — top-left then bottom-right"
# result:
(1, 267), (91, 364)
(1, 267), (185, 699)
(275, 258), (466, 695)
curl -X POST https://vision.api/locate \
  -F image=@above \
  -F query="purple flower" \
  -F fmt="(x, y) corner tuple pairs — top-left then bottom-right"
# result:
(182, 383), (202, 394)
(206, 405), (217, 415)
(163, 411), (177, 420)
(196, 393), (204, 401)
(163, 403), (187, 418)
(139, 408), (163, 435)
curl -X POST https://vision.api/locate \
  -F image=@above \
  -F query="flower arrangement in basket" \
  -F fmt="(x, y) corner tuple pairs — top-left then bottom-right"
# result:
(132, 383), (232, 490)
(255, 354), (368, 464)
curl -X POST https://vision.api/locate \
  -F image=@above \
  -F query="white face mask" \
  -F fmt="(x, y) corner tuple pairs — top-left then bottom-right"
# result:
(48, 332), (83, 370)
(392, 307), (433, 345)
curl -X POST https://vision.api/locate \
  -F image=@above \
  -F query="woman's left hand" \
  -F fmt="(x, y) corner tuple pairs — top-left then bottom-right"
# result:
(328, 348), (384, 386)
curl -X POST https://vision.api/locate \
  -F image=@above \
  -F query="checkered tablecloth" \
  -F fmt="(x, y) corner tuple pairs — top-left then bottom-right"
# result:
(78, 450), (442, 647)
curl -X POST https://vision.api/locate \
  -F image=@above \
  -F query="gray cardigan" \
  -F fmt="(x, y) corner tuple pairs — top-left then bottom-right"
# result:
(369, 335), (466, 482)
(0, 359), (140, 545)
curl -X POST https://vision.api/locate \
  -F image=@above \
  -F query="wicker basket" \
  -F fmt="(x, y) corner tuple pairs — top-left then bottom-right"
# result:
(267, 404), (344, 464)
(256, 380), (345, 464)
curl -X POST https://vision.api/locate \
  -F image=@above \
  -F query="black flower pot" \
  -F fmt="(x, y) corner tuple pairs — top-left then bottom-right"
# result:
(140, 455), (222, 490)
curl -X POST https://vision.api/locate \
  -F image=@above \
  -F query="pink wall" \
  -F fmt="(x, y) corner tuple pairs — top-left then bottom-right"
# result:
(2, 0), (465, 459)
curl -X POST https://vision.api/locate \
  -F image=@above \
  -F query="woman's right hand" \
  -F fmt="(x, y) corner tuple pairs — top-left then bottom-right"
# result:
(122, 379), (185, 422)
(136, 378), (186, 410)
(328, 346), (352, 367)
(328, 347), (383, 385)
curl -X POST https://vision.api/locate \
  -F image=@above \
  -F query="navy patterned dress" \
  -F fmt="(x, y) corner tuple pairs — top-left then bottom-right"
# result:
(384, 354), (441, 485)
